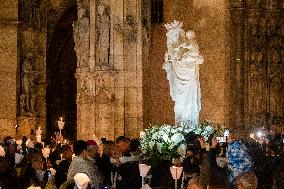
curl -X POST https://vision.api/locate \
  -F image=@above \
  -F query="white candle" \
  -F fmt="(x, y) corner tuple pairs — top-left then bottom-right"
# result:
(36, 127), (42, 136)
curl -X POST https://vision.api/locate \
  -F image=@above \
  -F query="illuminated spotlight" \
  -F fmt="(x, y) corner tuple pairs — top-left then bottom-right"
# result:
(257, 131), (263, 138)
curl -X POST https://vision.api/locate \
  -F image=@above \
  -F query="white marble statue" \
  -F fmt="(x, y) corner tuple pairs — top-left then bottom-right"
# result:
(164, 20), (204, 127)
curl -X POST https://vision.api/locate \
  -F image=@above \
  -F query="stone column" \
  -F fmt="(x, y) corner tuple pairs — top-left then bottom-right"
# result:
(229, 0), (246, 132)
(0, 0), (18, 139)
(75, 0), (145, 140)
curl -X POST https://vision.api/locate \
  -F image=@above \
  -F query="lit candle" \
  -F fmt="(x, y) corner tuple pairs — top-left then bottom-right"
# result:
(36, 127), (42, 143)
(60, 154), (63, 160)
(36, 127), (42, 136)
(57, 118), (65, 135)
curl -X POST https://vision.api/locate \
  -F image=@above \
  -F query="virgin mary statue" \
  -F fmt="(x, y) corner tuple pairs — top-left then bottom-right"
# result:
(163, 20), (204, 127)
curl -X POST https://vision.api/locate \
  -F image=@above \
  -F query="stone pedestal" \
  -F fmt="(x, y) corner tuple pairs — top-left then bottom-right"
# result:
(17, 116), (38, 138)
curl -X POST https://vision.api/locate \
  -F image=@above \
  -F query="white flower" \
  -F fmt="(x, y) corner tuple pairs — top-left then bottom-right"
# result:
(168, 142), (175, 150)
(149, 141), (155, 149)
(171, 133), (185, 144)
(156, 143), (162, 153)
(177, 144), (186, 157)
(0, 145), (5, 157)
(152, 132), (159, 140)
(162, 134), (169, 142)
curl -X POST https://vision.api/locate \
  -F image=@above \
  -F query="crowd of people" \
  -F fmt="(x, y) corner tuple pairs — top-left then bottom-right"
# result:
(182, 119), (284, 189)
(0, 135), (143, 189)
(0, 120), (283, 189)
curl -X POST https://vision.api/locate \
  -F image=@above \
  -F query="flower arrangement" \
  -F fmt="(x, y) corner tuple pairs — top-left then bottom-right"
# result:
(192, 120), (224, 142)
(140, 120), (224, 162)
(140, 124), (187, 162)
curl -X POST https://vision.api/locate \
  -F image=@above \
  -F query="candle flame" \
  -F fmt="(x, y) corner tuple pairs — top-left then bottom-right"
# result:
(60, 117), (63, 121)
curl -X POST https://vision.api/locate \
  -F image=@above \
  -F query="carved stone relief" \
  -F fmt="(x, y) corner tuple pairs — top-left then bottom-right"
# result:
(74, 0), (146, 140)
(96, 0), (111, 70)
(73, 1), (90, 68)
(229, 0), (283, 130)
(114, 15), (137, 44)
(19, 0), (46, 30)
(20, 52), (39, 117)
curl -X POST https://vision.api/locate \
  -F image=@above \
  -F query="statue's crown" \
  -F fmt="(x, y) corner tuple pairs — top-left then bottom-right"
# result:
(164, 20), (183, 31)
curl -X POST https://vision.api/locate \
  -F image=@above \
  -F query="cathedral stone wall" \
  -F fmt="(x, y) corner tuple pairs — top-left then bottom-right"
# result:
(0, 0), (18, 139)
(75, 0), (146, 141)
(145, 0), (230, 127)
(0, 0), (234, 140)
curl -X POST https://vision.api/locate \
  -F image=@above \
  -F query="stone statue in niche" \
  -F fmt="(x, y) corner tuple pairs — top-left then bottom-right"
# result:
(20, 53), (38, 116)
(125, 15), (137, 43)
(250, 37), (264, 76)
(249, 35), (266, 117)
(97, 0), (111, 70)
(142, 18), (150, 45)
(164, 20), (204, 127)
(73, 3), (90, 68)
(20, 0), (42, 28)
